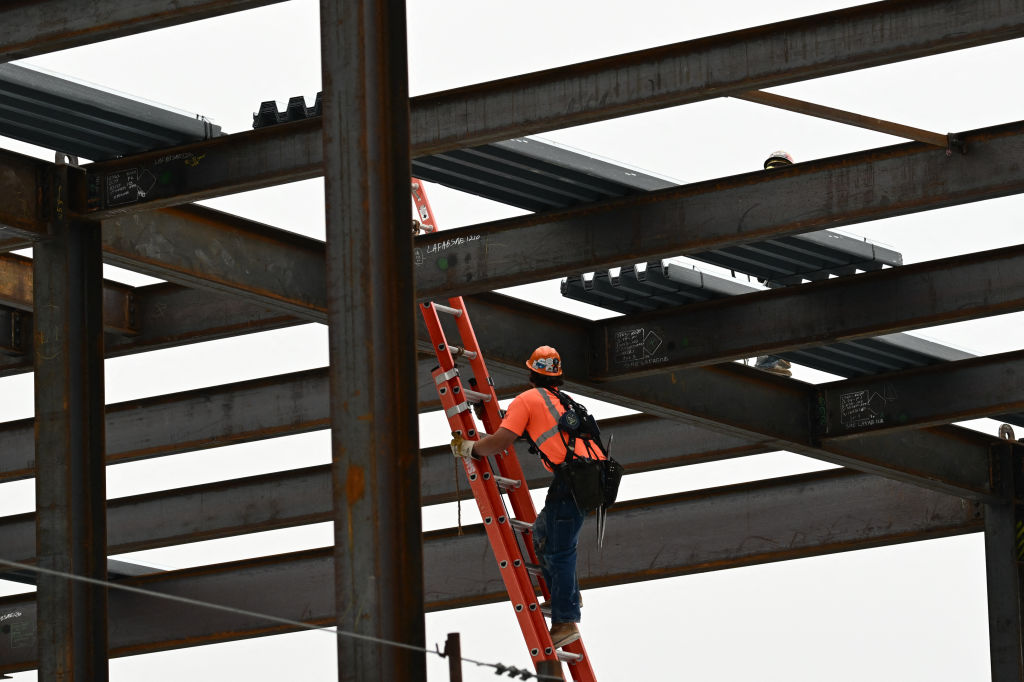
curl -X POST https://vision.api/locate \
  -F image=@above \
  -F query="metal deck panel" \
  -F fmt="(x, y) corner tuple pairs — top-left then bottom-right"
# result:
(0, 63), (220, 161)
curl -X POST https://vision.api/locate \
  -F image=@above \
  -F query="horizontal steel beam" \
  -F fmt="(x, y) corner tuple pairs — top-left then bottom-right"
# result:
(0, 0), (287, 61)
(408, 0), (1024, 153)
(816, 350), (1024, 440)
(101, 205), (326, 320)
(0, 469), (983, 672)
(0, 149), (48, 241)
(74, 120), (323, 220)
(0, 253), (138, 334)
(76, 121), (1024, 316)
(0, 411), (772, 560)
(458, 293), (999, 500)
(591, 243), (1024, 377)
(414, 120), (1024, 298)
(0, 283), (302, 377)
(0, 362), (538, 481)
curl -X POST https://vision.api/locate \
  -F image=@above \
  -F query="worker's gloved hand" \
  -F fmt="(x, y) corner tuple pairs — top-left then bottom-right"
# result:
(450, 435), (475, 459)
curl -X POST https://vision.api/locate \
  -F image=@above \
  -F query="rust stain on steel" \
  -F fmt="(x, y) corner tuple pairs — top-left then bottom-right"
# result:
(346, 464), (366, 505)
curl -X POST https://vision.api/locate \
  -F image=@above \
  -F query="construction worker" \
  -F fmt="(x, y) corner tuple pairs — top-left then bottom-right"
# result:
(451, 345), (586, 649)
(753, 150), (796, 377)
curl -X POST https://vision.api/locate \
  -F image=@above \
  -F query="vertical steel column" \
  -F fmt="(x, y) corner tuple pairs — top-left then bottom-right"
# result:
(985, 439), (1024, 681)
(320, 1), (425, 681)
(33, 160), (108, 681)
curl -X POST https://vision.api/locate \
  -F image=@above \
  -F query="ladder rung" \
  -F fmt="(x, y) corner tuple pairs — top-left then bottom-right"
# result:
(495, 476), (522, 491)
(449, 344), (478, 360)
(462, 388), (492, 403)
(432, 303), (463, 317)
(525, 563), (543, 576)
(509, 518), (532, 532)
(557, 650), (584, 663)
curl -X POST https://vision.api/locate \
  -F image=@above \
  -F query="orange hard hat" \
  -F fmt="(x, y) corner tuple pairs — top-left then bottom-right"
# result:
(764, 150), (794, 170)
(526, 345), (562, 376)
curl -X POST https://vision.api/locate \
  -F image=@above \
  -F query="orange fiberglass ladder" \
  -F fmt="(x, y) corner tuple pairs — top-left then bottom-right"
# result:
(414, 179), (598, 682)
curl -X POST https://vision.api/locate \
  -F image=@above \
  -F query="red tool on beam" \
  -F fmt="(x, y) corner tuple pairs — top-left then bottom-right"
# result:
(414, 178), (597, 682)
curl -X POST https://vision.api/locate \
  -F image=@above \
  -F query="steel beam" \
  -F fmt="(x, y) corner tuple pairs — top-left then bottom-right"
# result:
(320, 2), (424, 680)
(73, 120), (322, 220)
(591, 244), (1024, 377)
(0, 283), (302, 377)
(409, 0), (1024, 153)
(985, 440), (1024, 680)
(3, 2), (1019, 214)
(80, 122), (1024, 317)
(414, 121), (1024, 298)
(0, 412), (773, 564)
(0, 361), (538, 482)
(457, 293), (997, 500)
(0, 469), (984, 673)
(0, 149), (47, 242)
(0, 377), (762, 487)
(817, 350), (1024, 440)
(31, 161), (108, 679)
(101, 205), (326, 321)
(0, 254), (138, 335)
(734, 90), (950, 148)
(0, 1), (287, 61)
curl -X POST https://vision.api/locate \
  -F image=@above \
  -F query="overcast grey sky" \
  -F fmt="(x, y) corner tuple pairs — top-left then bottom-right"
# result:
(2, 1), (1022, 679)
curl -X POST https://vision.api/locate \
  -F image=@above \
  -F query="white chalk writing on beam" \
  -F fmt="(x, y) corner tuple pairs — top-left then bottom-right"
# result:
(424, 234), (481, 254)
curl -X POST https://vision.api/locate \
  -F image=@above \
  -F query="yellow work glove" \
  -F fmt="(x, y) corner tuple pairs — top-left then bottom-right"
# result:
(450, 434), (475, 459)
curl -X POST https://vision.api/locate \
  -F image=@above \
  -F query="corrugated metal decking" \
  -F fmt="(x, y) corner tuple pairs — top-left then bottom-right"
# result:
(0, 63), (220, 161)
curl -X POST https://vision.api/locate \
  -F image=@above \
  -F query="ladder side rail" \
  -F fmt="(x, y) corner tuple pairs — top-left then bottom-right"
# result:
(411, 178), (439, 233)
(447, 296), (540, 526)
(420, 305), (558, 668)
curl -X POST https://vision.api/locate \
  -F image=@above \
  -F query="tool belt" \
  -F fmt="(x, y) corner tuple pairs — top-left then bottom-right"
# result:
(556, 454), (623, 515)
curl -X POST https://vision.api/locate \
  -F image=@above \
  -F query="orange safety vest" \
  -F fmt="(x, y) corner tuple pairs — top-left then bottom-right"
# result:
(500, 388), (571, 470)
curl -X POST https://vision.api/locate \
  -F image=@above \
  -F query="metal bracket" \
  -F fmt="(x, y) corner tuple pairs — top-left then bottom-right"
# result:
(946, 133), (966, 156)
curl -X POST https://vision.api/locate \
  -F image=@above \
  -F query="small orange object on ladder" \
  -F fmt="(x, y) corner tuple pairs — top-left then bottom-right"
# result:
(414, 178), (597, 681)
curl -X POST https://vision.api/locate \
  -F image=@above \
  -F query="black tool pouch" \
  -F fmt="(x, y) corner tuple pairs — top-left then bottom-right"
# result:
(559, 457), (605, 514)
(601, 457), (624, 508)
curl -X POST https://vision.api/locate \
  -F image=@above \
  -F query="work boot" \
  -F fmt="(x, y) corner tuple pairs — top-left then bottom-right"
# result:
(550, 622), (580, 648)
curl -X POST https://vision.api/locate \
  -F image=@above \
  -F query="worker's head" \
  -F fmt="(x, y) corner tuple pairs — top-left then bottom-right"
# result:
(763, 150), (794, 170)
(526, 345), (563, 387)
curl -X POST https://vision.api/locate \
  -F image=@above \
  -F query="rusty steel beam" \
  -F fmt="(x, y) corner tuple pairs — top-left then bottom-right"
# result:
(457, 293), (998, 501)
(32, 162), (109, 682)
(0, 229), (35, 254)
(0, 361), (545, 483)
(591, 243), (1024, 378)
(0, 283), (302, 377)
(0, 0), (287, 61)
(985, 441), (1024, 680)
(80, 121), (1024, 315)
(0, 469), (984, 673)
(816, 350), (1024, 441)
(734, 90), (950, 148)
(0, 411), (771, 561)
(414, 120), (1024, 298)
(409, 0), (1024, 154)
(101, 205), (326, 321)
(0, 149), (47, 241)
(0, 254), (138, 335)
(73, 120), (323, 220)
(319, 2), (424, 680)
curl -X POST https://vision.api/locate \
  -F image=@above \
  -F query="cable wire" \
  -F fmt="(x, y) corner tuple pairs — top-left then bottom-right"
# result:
(0, 557), (563, 681)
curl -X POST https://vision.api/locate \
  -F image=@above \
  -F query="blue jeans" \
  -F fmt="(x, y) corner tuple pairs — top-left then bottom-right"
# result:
(533, 475), (585, 624)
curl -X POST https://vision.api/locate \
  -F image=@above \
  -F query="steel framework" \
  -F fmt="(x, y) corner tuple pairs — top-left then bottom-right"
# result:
(1, 1), (1024, 680)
